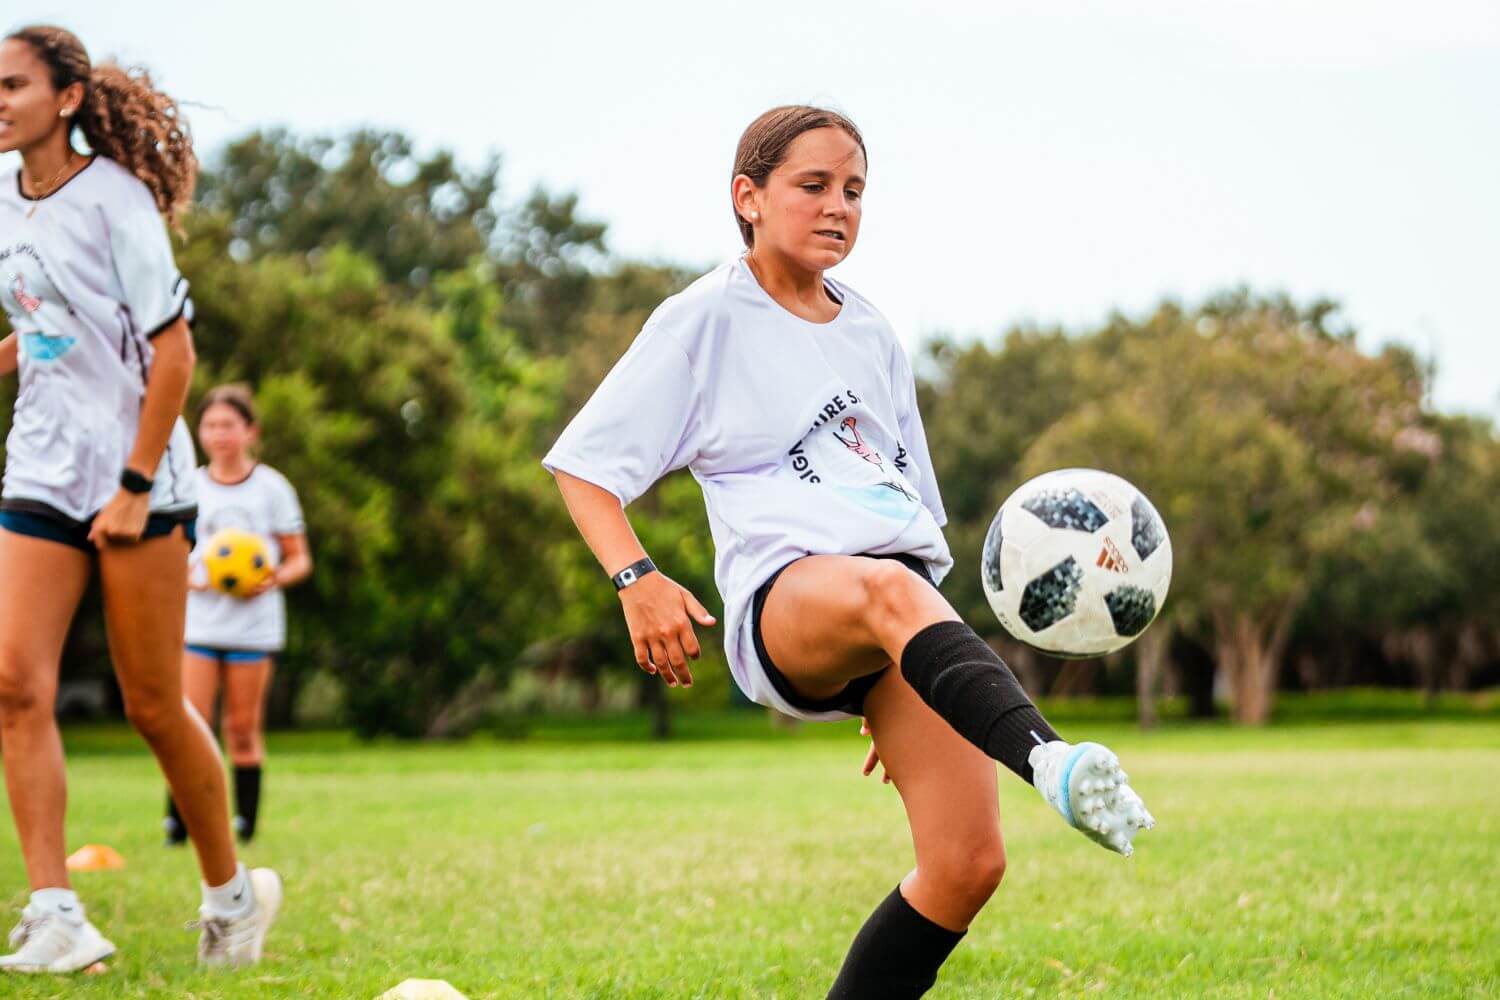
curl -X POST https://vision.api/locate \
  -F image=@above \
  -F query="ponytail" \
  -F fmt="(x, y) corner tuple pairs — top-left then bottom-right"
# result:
(8, 25), (197, 229)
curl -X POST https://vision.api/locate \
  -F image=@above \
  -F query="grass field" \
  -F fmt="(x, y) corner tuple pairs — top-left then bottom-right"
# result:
(1, 700), (1497, 998)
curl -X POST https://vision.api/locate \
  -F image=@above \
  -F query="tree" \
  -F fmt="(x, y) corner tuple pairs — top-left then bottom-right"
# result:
(179, 215), (566, 737)
(197, 129), (501, 288)
(1017, 295), (1425, 723)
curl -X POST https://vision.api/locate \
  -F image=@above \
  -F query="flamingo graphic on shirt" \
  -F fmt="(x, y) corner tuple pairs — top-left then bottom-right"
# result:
(831, 416), (917, 502)
(9, 274), (75, 360)
(10, 275), (41, 314)
(833, 416), (886, 468)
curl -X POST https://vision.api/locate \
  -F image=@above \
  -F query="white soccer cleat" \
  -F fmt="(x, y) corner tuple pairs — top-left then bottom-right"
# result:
(0, 905), (115, 974)
(196, 867), (282, 968)
(1029, 740), (1155, 856)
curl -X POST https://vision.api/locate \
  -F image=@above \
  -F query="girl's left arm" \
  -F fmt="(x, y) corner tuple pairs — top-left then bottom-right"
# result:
(273, 533), (313, 589)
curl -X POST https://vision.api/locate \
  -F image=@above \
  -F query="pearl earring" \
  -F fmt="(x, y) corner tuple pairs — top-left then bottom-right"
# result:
(750, 211), (759, 222)
(60, 108), (73, 118)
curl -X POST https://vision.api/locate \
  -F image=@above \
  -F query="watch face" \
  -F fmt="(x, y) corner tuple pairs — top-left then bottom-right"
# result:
(619, 569), (637, 586)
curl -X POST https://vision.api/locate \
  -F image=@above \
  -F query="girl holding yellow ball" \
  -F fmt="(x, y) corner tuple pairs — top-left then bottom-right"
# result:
(166, 384), (311, 845)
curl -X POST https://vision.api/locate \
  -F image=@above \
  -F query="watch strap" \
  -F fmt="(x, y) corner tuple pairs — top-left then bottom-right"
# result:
(120, 468), (155, 495)
(612, 557), (657, 591)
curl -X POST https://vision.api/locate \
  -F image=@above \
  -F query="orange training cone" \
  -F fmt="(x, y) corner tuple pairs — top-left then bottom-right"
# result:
(65, 844), (126, 872)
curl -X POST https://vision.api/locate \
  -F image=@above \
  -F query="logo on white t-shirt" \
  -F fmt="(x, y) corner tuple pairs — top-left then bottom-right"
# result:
(785, 388), (922, 522)
(10, 275), (41, 313)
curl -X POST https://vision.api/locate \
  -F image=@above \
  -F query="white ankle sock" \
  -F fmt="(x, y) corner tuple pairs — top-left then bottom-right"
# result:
(30, 888), (83, 923)
(201, 864), (251, 917)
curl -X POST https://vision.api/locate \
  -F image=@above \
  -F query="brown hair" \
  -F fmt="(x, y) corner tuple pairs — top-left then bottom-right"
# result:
(198, 383), (258, 427)
(731, 105), (866, 248)
(8, 25), (197, 229)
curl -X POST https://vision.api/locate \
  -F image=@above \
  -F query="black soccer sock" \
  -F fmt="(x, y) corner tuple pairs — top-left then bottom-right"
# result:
(233, 765), (262, 842)
(164, 793), (188, 844)
(899, 620), (1060, 784)
(827, 886), (966, 999)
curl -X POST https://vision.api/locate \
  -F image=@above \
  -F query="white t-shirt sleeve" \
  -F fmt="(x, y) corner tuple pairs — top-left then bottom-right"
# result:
(269, 472), (307, 535)
(892, 344), (948, 528)
(542, 324), (702, 506)
(107, 180), (191, 338)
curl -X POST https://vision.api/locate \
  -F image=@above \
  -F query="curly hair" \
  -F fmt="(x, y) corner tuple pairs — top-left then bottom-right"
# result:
(8, 25), (197, 229)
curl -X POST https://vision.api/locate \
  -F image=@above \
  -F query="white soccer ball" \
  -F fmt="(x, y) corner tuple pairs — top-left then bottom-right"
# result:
(981, 468), (1172, 658)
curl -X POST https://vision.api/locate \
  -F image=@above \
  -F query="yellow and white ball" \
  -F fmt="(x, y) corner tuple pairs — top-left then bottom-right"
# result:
(203, 528), (273, 599)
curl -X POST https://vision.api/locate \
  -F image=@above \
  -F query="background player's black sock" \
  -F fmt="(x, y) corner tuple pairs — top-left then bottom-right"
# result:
(827, 886), (965, 999)
(899, 621), (1061, 784)
(164, 793), (188, 844)
(233, 765), (262, 842)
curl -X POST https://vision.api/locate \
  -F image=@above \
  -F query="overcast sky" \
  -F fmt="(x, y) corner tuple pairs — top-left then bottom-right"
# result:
(13, 1), (1498, 417)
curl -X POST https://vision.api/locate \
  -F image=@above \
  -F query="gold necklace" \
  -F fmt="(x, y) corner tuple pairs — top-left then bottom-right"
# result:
(23, 153), (80, 219)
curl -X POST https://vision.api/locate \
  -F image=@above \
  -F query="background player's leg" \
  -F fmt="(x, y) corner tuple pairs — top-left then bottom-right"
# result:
(99, 532), (237, 886)
(826, 667), (1005, 998)
(0, 531), (92, 890)
(222, 657), (273, 841)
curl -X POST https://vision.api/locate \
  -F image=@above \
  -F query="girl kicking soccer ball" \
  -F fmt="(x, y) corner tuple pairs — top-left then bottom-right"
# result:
(164, 384), (311, 847)
(0, 25), (279, 973)
(545, 105), (1153, 998)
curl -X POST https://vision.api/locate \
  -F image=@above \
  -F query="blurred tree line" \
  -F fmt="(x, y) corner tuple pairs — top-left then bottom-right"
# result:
(25, 128), (1499, 734)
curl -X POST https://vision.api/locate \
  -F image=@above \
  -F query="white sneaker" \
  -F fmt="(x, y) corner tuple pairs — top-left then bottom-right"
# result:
(196, 867), (282, 967)
(1029, 740), (1155, 856)
(0, 904), (115, 974)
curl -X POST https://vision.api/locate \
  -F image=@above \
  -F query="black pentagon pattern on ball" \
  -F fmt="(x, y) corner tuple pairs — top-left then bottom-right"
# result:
(1018, 556), (1084, 632)
(1021, 488), (1108, 533)
(217, 545), (232, 558)
(222, 576), (239, 591)
(253, 554), (266, 570)
(1130, 495), (1166, 561)
(1105, 584), (1156, 637)
(981, 509), (1005, 593)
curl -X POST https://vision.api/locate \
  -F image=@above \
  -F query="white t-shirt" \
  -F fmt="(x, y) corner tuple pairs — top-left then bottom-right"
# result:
(185, 464), (306, 652)
(0, 157), (195, 522)
(543, 259), (952, 720)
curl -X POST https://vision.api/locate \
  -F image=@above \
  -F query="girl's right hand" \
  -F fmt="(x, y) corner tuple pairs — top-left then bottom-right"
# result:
(618, 572), (716, 687)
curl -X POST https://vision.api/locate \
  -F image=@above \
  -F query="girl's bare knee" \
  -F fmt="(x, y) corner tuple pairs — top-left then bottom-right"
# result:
(923, 833), (1007, 914)
(123, 694), (185, 745)
(860, 560), (933, 630)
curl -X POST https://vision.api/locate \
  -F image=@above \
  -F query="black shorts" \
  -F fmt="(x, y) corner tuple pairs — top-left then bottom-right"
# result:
(750, 551), (937, 717)
(0, 499), (197, 554)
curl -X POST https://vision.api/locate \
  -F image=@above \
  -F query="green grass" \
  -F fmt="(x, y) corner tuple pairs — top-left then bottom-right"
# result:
(2, 705), (1498, 997)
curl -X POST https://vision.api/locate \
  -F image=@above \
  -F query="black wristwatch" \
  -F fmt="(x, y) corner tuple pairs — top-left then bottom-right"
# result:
(612, 557), (657, 591)
(120, 468), (154, 495)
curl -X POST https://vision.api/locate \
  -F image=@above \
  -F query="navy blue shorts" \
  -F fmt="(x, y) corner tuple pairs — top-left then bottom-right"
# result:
(0, 499), (196, 554)
(750, 551), (937, 717)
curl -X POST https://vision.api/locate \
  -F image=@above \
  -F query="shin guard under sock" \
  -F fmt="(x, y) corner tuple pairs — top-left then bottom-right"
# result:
(899, 620), (1060, 783)
(827, 886), (965, 999)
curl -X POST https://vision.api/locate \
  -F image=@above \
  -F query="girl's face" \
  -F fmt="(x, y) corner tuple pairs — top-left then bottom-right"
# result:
(737, 126), (866, 273)
(198, 403), (257, 463)
(0, 39), (78, 155)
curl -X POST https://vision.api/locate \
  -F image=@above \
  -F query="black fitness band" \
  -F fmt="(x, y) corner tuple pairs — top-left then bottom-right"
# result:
(612, 557), (657, 591)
